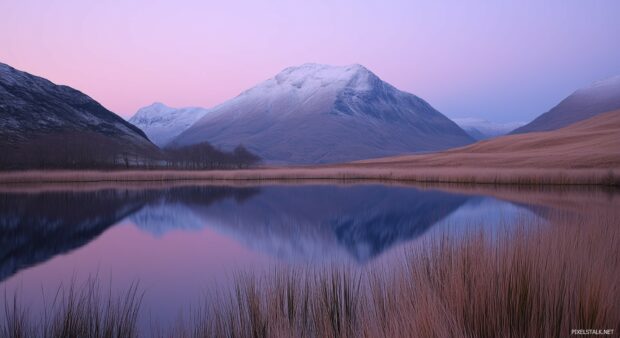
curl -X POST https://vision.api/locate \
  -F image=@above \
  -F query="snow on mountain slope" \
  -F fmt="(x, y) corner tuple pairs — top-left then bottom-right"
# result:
(129, 103), (209, 147)
(171, 63), (474, 164)
(0, 62), (159, 168)
(511, 75), (620, 134)
(127, 185), (469, 262)
(453, 118), (524, 140)
(0, 62), (152, 146)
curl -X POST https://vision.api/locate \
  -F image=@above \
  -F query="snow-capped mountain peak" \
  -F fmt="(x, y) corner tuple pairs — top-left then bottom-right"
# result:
(272, 63), (377, 91)
(131, 102), (177, 123)
(171, 63), (474, 164)
(129, 103), (210, 147)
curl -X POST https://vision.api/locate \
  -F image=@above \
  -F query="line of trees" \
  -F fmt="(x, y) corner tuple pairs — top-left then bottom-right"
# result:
(163, 142), (261, 170)
(0, 132), (261, 170)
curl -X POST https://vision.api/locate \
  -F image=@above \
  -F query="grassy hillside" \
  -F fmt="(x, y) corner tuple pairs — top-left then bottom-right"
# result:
(353, 109), (620, 169)
(1, 110), (619, 186)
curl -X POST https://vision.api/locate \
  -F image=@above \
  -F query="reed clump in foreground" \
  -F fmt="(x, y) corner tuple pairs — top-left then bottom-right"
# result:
(168, 213), (619, 338)
(3, 213), (619, 337)
(2, 280), (142, 338)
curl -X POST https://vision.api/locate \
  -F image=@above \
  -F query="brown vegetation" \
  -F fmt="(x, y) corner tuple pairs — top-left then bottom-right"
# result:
(0, 132), (260, 171)
(3, 210), (618, 337)
(163, 212), (620, 338)
(1, 110), (618, 186)
(2, 279), (142, 338)
(351, 109), (620, 170)
(0, 167), (618, 186)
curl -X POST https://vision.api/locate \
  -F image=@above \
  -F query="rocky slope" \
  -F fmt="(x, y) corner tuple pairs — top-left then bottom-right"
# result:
(171, 63), (474, 164)
(0, 62), (159, 169)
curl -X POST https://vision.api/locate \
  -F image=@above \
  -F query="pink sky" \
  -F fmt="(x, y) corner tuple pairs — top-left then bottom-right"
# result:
(1, 0), (619, 122)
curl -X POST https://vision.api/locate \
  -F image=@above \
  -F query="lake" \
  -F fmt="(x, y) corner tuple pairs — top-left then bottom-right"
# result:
(0, 182), (614, 331)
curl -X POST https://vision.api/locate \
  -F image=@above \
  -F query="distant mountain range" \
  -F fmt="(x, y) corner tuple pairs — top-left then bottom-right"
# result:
(511, 75), (620, 134)
(0, 184), (473, 281)
(130, 70), (620, 160)
(2, 60), (619, 168)
(0, 62), (258, 170)
(452, 118), (524, 140)
(129, 102), (209, 147)
(0, 62), (159, 169)
(160, 63), (474, 163)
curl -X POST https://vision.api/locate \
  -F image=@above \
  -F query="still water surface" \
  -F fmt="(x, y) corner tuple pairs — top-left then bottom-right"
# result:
(0, 182), (600, 328)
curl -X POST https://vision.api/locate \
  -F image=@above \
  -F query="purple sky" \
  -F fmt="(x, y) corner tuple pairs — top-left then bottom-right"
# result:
(1, 0), (619, 123)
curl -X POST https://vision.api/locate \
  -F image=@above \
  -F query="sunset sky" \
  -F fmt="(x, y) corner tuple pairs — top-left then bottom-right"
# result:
(1, 0), (619, 123)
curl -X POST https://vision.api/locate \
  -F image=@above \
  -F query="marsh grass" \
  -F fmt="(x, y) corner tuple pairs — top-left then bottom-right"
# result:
(2, 213), (619, 337)
(2, 279), (143, 338)
(0, 167), (618, 187)
(163, 212), (619, 337)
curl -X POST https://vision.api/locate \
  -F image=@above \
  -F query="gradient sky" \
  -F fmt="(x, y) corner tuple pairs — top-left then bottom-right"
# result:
(1, 0), (619, 123)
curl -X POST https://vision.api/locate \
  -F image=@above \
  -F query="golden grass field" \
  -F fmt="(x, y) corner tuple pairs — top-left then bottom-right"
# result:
(1, 110), (618, 186)
(353, 109), (620, 169)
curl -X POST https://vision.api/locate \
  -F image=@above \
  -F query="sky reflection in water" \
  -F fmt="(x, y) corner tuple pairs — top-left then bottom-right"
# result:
(0, 183), (545, 328)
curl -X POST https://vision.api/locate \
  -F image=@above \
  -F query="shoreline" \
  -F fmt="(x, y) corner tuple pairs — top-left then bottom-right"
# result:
(0, 167), (617, 186)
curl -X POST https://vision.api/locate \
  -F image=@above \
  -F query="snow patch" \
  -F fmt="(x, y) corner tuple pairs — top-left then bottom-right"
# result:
(129, 103), (210, 147)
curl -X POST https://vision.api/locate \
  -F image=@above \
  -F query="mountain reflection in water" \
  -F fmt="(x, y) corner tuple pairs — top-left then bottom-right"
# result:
(0, 184), (537, 282)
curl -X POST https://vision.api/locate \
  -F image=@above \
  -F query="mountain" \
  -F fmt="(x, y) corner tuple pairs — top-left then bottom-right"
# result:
(453, 118), (524, 140)
(0, 185), (260, 282)
(0, 183), (468, 279)
(171, 63), (474, 164)
(356, 109), (620, 169)
(0, 62), (159, 169)
(129, 102), (209, 147)
(511, 75), (620, 134)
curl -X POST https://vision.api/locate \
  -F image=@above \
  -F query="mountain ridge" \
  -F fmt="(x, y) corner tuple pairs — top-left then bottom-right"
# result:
(129, 102), (209, 147)
(170, 63), (474, 164)
(0, 62), (159, 169)
(511, 75), (620, 134)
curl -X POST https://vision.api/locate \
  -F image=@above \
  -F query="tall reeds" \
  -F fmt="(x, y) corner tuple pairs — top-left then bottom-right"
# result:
(2, 279), (142, 338)
(166, 212), (619, 337)
(3, 212), (618, 337)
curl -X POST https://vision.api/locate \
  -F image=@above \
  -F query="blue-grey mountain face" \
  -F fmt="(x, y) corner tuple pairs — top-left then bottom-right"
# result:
(511, 75), (620, 134)
(453, 118), (524, 140)
(0, 62), (159, 168)
(0, 184), (474, 281)
(169, 185), (471, 262)
(0, 186), (258, 282)
(0, 189), (149, 282)
(171, 64), (474, 164)
(128, 102), (210, 147)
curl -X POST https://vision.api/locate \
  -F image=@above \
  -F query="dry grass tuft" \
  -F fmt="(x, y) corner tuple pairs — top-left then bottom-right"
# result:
(3, 212), (618, 337)
(165, 212), (619, 337)
(2, 278), (143, 338)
